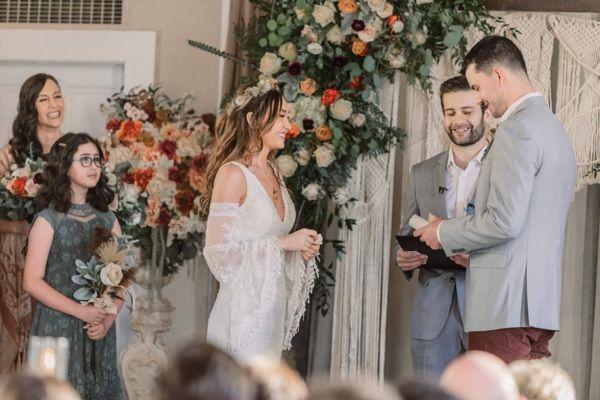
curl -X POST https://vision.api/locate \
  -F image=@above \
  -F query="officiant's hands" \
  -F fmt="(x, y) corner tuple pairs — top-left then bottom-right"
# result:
(413, 216), (443, 250)
(396, 247), (428, 271)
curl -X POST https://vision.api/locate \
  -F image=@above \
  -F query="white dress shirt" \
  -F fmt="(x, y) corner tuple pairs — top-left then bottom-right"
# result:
(445, 146), (486, 219)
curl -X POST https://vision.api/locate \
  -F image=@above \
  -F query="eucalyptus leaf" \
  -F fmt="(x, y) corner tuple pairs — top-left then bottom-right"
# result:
(73, 287), (93, 301)
(267, 19), (278, 31)
(363, 55), (376, 73)
(71, 275), (88, 285)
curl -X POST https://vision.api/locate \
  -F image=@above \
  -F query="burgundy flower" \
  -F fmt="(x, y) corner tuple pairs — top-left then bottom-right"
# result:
(158, 140), (177, 159)
(352, 19), (365, 31)
(333, 56), (348, 68)
(141, 100), (156, 122)
(288, 61), (302, 76)
(175, 190), (195, 215)
(191, 153), (208, 172)
(157, 207), (172, 226)
(169, 165), (189, 185)
(106, 118), (121, 132)
(302, 118), (315, 131)
(121, 172), (135, 184)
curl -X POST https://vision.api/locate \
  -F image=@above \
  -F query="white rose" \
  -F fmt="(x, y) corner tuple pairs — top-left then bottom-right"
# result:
(313, 2), (335, 27)
(333, 187), (351, 205)
(276, 155), (298, 178)
(368, 0), (386, 11)
(377, 2), (393, 18)
(330, 98), (353, 121)
(387, 52), (406, 69)
(11, 166), (30, 178)
(92, 293), (118, 314)
(302, 183), (322, 201)
(100, 262), (123, 287)
(358, 25), (377, 43)
(24, 179), (39, 196)
(414, 31), (428, 45)
(350, 113), (366, 127)
(307, 42), (323, 55)
(294, 148), (311, 166)
(294, 6), (306, 19)
(106, 172), (118, 187)
(326, 26), (344, 45)
(278, 42), (297, 61)
(314, 144), (336, 168)
(392, 20), (404, 33)
(259, 52), (282, 75)
(121, 183), (141, 205)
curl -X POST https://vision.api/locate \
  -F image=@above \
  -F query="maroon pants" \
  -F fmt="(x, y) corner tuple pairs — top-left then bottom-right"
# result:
(468, 327), (555, 364)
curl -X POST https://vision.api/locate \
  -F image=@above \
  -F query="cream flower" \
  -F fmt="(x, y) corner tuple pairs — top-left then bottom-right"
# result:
(414, 30), (428, 45)
(301, 25), (319, 43)
(314, 144), (336, 168)
(276, 155), (298, 178)
(24, 179), (39, 196)
(100, 262), (123, 287)
(368, 0), (386, 11)
(302, 183), (322, 201)
(350, 113), (367, 127)
(330, 98), (353, 121)
(326, 26), (344, 45)
(333, 187), (351, 205)
(358, 25), (377, 43)
(294, 148), (311, 166)
(392, 20), (405, 33)
(278, 42), (298, 61)
(307, 42), (323, 55)
(259, 52), (282, 75)
(92, 293), (118, 314)
(313, 2), (335, 27)
(377, 2), (394, 18)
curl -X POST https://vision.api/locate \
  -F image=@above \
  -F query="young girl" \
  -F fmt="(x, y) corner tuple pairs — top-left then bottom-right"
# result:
(23, 133), (123, 399)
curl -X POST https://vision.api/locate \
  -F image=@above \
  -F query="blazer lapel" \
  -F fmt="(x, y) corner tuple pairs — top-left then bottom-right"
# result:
(432, 151), (449, 219)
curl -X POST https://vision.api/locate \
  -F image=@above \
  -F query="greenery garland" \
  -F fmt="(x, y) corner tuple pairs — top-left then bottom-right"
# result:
(194, 0), (507, 313)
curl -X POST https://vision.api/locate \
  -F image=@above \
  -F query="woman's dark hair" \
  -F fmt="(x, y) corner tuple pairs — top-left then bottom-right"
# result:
(159, 340), (266, 400)
(9, 73), (61, 165)
(38, 133), (114, 213)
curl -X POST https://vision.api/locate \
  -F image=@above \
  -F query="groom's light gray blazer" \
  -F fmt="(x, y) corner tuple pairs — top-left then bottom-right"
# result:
(439, 95), (577, 333)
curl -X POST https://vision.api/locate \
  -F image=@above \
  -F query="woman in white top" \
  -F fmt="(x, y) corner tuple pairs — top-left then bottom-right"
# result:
(200, 77), (320, 361)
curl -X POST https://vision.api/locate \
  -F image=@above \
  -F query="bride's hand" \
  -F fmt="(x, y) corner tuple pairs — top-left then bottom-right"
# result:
(300, 243), (320, 261)
(279, 229), (318, 252)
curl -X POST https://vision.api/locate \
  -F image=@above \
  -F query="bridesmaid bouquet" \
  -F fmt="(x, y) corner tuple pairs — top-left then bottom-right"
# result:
(72, 227), (137, 314)
(0, 157), (44, 221)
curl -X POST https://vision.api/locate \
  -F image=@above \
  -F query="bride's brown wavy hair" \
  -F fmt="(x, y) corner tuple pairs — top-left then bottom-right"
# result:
(200, 85), (284, 216)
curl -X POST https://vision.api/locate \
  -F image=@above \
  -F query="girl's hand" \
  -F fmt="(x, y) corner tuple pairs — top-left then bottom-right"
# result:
(85, 323), (108, 341)
(279, 229), (318, 252)
(77, 305), (107, 325)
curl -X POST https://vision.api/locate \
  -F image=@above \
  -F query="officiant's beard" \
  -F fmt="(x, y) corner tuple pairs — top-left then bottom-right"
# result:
(445, 115), (485, 147)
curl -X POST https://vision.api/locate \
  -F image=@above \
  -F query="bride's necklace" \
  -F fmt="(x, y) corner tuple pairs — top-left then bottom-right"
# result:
(252, 164), (280, 200)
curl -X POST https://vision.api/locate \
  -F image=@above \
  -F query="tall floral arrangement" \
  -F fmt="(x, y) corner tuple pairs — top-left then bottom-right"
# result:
(102, 86), (213, 276)
(193, 0), (508, 311)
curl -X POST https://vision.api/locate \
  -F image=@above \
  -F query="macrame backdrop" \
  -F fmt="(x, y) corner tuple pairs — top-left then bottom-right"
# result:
(330, 75), (400, 381)
(550, 15), (600, 187)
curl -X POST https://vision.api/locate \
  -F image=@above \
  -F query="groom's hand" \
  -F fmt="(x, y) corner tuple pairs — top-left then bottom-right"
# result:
(414, 219), (443, 250)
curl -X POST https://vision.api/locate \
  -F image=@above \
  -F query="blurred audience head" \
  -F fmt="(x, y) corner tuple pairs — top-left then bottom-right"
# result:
(510, 359), (575, 400)
(245, 356), (308, 400)
(159, 340), (264, 400)
(440, 351), (521, 400)
(0, 372), (80, 400)
(398, 379), (458, 400)
(310, 379), (403, 400)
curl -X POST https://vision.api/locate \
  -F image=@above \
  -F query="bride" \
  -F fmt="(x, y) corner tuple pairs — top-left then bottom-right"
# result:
(200, 76), (320, 361)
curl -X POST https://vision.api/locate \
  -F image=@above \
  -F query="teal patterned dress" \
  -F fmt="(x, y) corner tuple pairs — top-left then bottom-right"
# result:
(29, 203), (123, 399)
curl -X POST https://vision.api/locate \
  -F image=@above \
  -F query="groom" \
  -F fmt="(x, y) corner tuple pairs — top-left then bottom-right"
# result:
(415, 36), (577, 363)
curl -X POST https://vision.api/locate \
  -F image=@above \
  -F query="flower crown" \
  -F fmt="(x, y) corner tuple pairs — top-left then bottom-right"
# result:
(233, 75), (279, 110)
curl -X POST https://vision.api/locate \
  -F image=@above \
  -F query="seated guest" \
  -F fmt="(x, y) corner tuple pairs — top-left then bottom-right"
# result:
(245, 356), (308, 400)
(440, 351), (522, 400)
(159, 340), (265, 400)
(510, 359), (575, 400)
(310, 380), (403, 400)
(398, 379), (458, 400)
(0, 372), (80, 400)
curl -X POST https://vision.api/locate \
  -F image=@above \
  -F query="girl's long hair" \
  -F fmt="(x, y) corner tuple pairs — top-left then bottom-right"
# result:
(199, 87), (284, 215)
(38, 133), (115, 213)
(9, 73), (61, 165)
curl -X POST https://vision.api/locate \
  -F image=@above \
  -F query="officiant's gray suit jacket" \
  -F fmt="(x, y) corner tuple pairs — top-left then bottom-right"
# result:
(398, 151), (465, 339)
(439, 95), (577, 333)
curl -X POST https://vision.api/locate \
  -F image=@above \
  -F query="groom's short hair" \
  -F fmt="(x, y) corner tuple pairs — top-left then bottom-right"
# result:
(461, 35), (528, 76)
(440, 75), (485, 111)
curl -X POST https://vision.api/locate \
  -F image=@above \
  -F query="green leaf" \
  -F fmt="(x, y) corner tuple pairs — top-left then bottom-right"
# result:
(277, 13), (287, 25)
(278, 26), (291, 37)
(363, 55), (376, 72)
(259, 38), (268, 47)
(443, 31), (462, 48)
(362, 89), (371, 101)
(418, 64), (431, 77)
(73, 287), (94, 301)
(267, 19), (278, 31)
(268, 32), (282, 47)
(373, 73), (382, 89)
(71, 275), (87, 285)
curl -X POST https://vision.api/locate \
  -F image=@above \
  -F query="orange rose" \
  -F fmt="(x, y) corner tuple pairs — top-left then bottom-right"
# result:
(11, 177), (28, 197)
(117, 120), (143, 144)
(133, 168), (154, 191)
(189, 169), (207, 193)
(316, 125), (333, 141)
(338, 0), (358, 14)
(352, 39), (369, 57)
(300, 78), (317, 96)
(322, 88), (341, 106)
(286, 122), (301, 139)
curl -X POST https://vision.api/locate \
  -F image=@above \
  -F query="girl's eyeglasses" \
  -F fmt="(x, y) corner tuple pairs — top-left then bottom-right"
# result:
(73, 156), (104, 168)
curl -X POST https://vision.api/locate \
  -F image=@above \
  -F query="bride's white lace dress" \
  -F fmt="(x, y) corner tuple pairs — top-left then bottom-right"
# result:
(203, 161), (318, 361)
